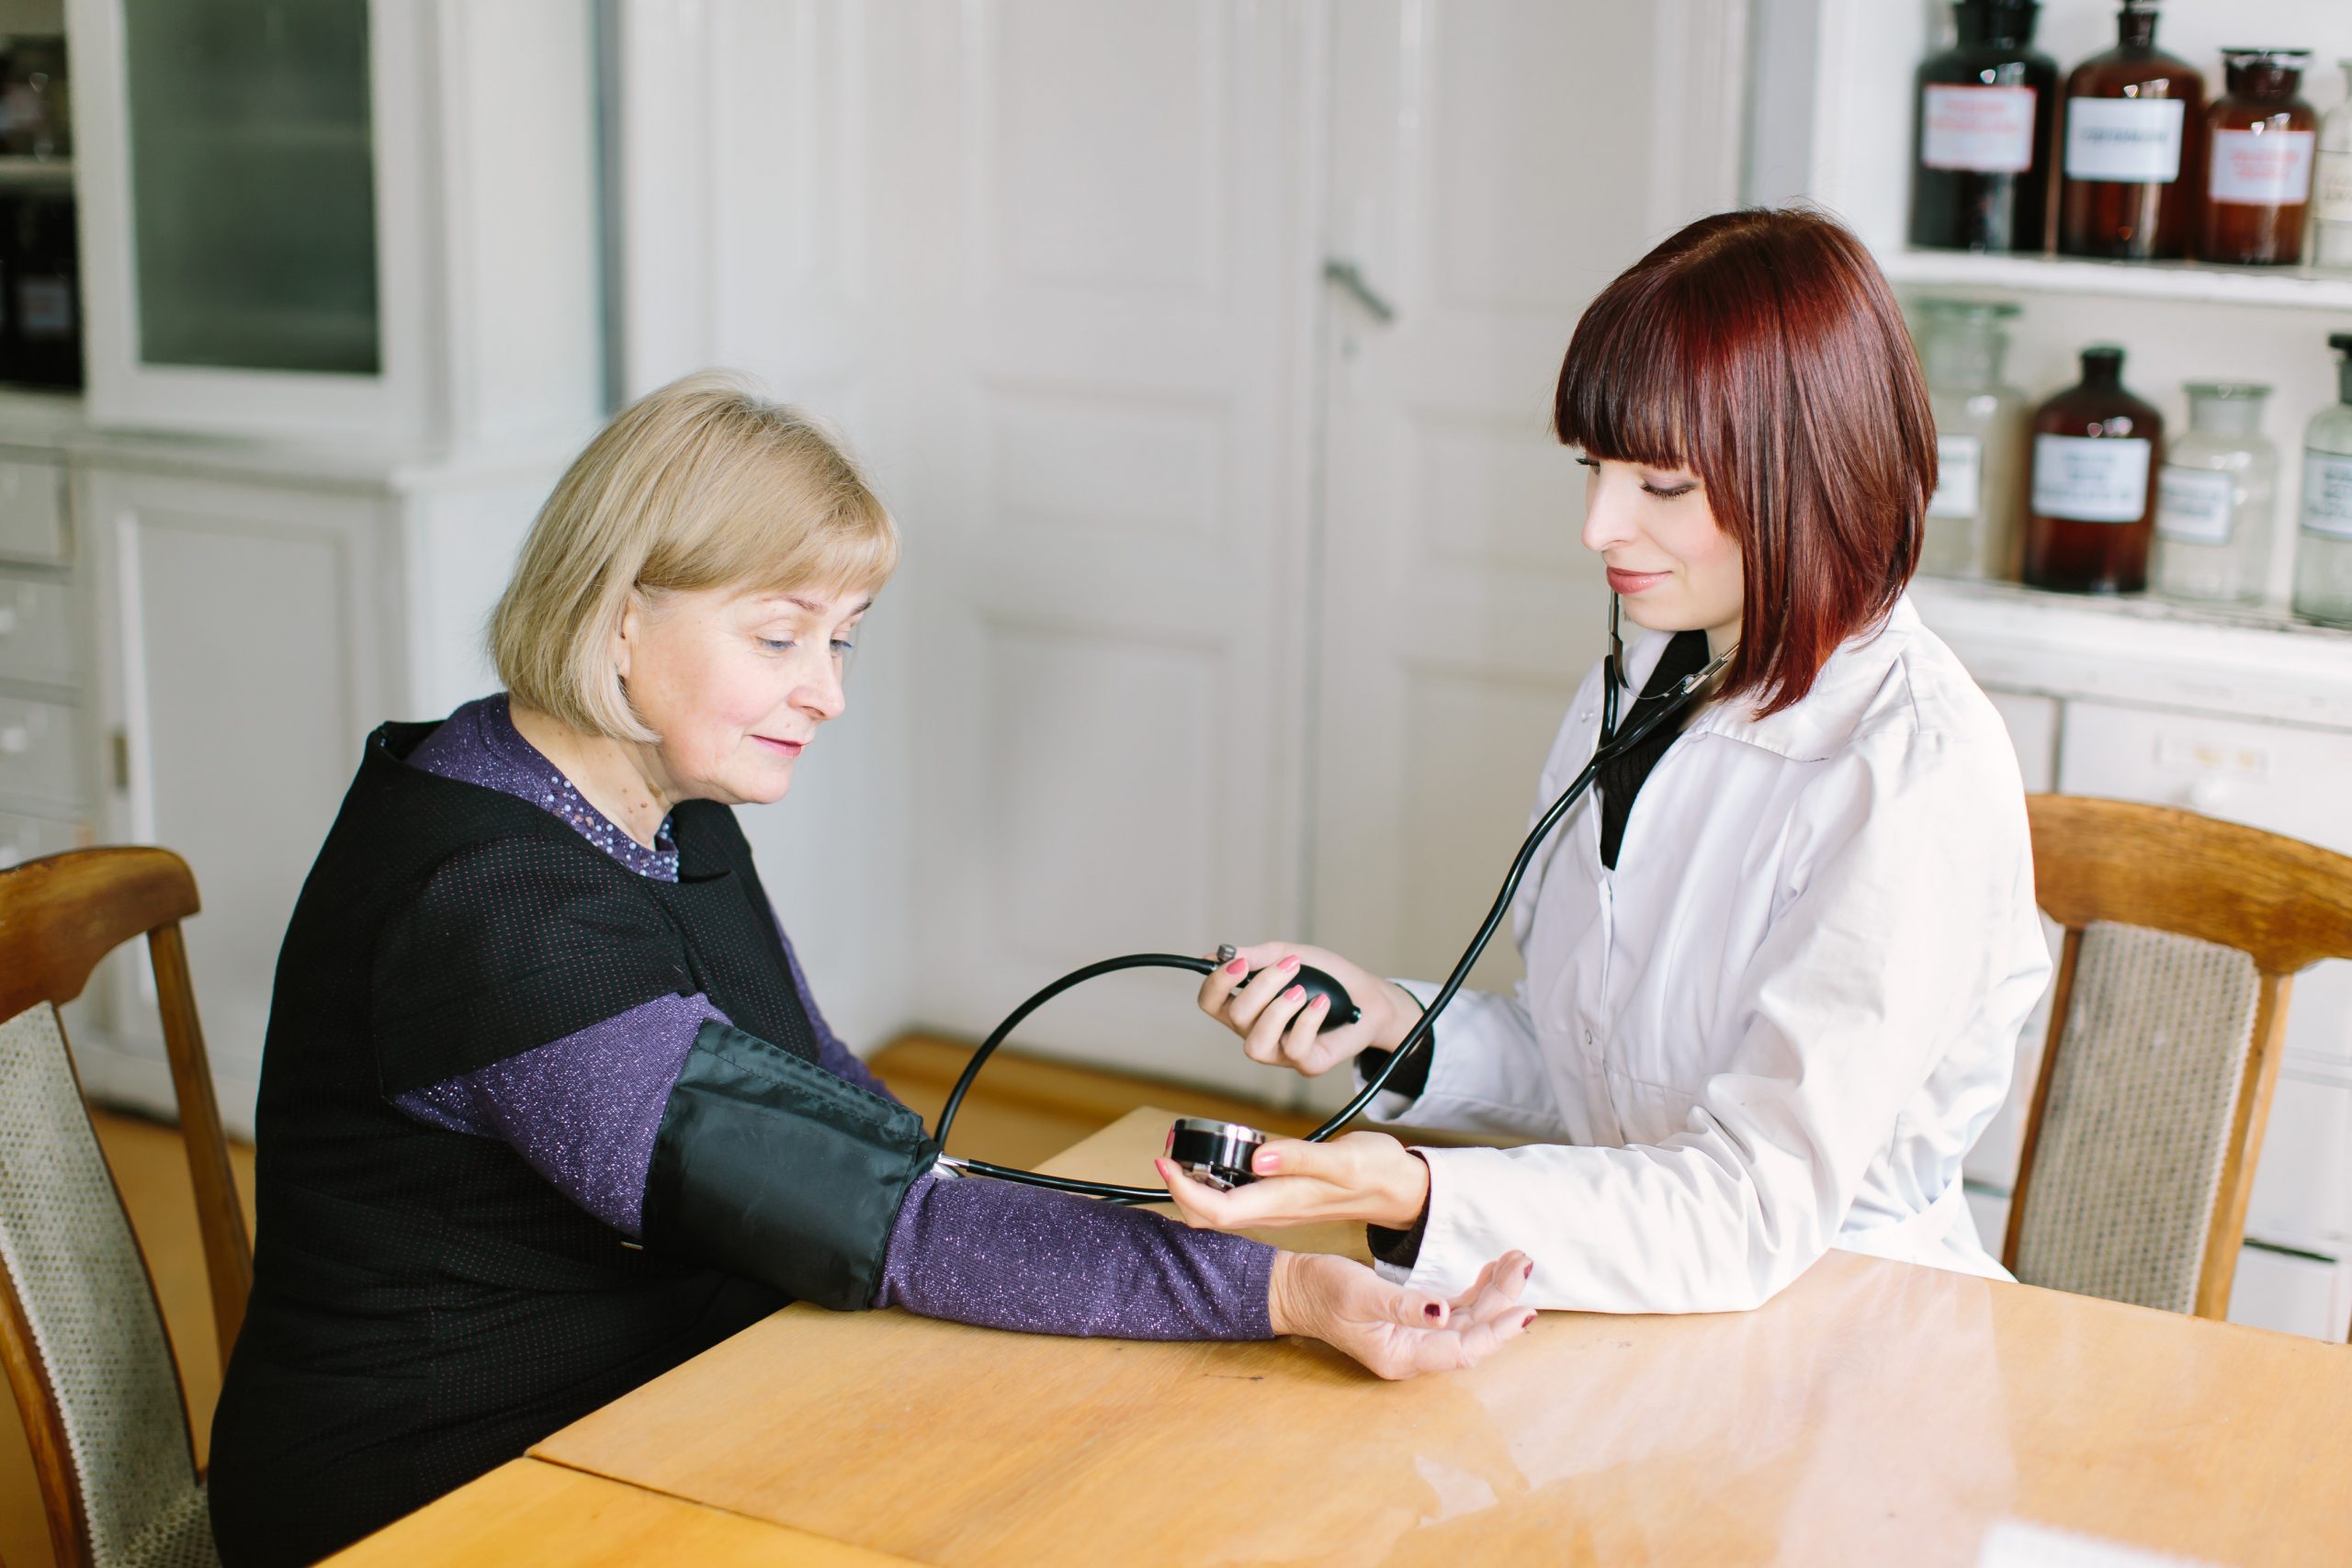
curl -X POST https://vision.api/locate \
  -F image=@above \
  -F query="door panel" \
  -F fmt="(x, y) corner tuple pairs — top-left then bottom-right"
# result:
(84, 468), (390, 1134)
(908, 0), (1317, 1094)
(1302, 0), (1747, 1113)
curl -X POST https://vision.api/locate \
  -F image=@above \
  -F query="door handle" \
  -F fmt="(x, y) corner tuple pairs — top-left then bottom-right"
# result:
(1322, 257), (1396, 324)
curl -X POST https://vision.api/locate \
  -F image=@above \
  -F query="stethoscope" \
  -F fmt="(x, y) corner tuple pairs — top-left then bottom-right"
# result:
(931, 596), (1733, 1203)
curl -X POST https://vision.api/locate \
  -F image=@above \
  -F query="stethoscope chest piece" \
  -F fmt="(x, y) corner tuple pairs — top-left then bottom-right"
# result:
(1166, 1117), (1266, 1190)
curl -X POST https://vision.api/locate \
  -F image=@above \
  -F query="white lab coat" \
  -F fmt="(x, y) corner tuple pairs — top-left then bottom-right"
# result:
(1369, 594), (2052, 1314)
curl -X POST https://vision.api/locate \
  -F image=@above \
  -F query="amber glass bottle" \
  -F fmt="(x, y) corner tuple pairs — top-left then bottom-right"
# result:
(2025, 345), (2163, 593)
(2058, 3), (2202, 259)
(2199, 49), (2318, 265)
(1909, 0), (2059, 253)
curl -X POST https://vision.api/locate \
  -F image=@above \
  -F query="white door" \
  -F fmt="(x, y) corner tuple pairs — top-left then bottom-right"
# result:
(1299, 0), (1748, 1111)
(897, 1), (1323, 1093)
(616, 1), (1747, 1100)
(614, 0), (1320, 1090)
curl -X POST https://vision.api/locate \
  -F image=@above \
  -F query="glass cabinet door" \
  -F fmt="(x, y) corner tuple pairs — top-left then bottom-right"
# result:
(121, 0), (379, 375)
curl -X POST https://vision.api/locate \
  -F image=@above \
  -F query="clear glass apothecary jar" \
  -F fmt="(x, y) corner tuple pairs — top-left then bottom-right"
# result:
(1914, 299), (2027, 580)
(2154, 381), (2277, 604)
(2293, 333), (2352, 625)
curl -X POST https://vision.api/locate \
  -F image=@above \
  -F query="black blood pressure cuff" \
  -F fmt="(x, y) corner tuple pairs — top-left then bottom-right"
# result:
(642, 1020), (937, 1311)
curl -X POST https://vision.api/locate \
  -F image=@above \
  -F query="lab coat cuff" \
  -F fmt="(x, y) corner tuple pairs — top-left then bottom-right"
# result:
(1391, 1143), (1512, 1300)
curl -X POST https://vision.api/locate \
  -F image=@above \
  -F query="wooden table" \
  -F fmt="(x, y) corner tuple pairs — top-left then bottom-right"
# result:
(323, 1458), (916, 1564)
(370, 1107), (2352, 1565)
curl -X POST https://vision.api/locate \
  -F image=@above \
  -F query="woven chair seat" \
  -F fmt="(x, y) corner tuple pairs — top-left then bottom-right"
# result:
(0, 1002), (220, 1567)
(2011, 920), (2261, 1315)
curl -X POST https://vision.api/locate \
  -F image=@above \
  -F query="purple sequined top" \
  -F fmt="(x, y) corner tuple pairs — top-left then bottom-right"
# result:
(393, 696), (1272, 1340)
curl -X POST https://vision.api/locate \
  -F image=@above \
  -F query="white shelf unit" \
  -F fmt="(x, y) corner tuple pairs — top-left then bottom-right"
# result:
(1798, 0), (2352, 1340)
(1878, 248), (2352, 311)
(2, 0), (607, 1137)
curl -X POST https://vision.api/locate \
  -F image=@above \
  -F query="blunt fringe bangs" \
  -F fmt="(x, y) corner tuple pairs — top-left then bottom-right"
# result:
(1554, 207), (1934, 716)
(490, 370), (898, 742)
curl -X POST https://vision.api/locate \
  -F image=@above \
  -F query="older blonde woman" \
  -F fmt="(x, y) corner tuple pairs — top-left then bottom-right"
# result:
(206, 374), (1532, 1568)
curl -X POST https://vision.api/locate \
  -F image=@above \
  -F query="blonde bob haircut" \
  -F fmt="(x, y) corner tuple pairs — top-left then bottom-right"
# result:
(490, 371), (897, 743)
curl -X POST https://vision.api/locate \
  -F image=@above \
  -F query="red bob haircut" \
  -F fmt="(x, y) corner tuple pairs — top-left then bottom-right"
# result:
(1554, 207), (1934, 716)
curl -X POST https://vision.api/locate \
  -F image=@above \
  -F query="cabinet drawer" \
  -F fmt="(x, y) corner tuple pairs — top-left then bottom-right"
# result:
(0, 694), (77, 807)
(0, 457), (67, 563)
(2056, 701), (2352, 1067)
(1984, 690), (2057, 794)
(2246, 1074), (2352, 1252)
(0, 574), (76, 687)
(0, 808), (80, 868)
(2227, 1247), (2349, 1342)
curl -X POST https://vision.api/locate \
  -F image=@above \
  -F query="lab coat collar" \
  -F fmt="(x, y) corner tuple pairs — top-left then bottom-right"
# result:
(1625, 593), (1923, 765)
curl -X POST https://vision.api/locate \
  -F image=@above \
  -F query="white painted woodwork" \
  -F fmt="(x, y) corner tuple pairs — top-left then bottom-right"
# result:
(62, 442), (568, 1134)
(80, 464), (390, 1127)
(0, 451), (69, 564)
(17, 0), (602, 1128)
(900, 0), (1320, 1095)
(1295, 0), (1748, 1113)
(66, 0), (601, 450)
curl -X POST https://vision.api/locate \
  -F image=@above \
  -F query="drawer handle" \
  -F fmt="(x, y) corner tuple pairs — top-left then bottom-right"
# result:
(0, 726), (27, 756)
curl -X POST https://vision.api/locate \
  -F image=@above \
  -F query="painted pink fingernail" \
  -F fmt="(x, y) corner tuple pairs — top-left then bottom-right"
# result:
(1280, 954), (1300, 971)
(1224, 956), (1249, 976)
(1283, 985), (1305, 1002)
(1254, 1149), (1281, 1173)
(1520, 1311), (1537, 1330)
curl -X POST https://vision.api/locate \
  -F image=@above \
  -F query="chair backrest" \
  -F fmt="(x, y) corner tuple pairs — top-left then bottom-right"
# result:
(0, 847), (247, 1568)
(2008, 796), (2352, 1321)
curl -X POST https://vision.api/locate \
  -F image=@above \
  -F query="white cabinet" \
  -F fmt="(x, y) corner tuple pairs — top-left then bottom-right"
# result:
(65, 0), (600, 450)
(64, 440), (572, 1134)
(1916, 578), (2352, 1340)
(9, 0), (605, 1132)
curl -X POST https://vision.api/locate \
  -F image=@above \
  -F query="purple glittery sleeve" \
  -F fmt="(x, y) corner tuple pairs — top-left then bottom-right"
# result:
(394, 991), (723, 1238)
(876, 1172), (1274, 1340)
(393, 691), (1273, 1340)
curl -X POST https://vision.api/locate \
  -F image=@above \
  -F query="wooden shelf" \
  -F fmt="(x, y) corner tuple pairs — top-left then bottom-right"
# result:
(1881, 248), (2352, 313)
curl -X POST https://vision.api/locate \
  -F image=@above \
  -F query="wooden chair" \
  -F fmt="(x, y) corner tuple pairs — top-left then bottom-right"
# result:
(0, 847), (250, 1568)
(2005, 795), (2352, 1323)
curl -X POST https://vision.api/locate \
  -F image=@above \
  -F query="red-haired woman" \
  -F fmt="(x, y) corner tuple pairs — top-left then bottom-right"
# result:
(1171, 208), (2052, 1313)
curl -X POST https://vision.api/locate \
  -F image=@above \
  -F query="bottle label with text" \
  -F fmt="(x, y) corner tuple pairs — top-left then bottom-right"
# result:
(2064, 97), (2185, 184)
(2033, 434), (2153, 523)
(2208, 129), (2317, 206)
(2154, 467), (2234, 544)
(1921, 85), (2038, 173)
(1928, 434), (1984, 520)
(2316, 151), (2352, 223)
(2304, 452), (2352, 541)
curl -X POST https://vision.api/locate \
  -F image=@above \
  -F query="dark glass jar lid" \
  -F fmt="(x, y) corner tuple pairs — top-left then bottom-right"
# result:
(2221, 48), (2312, 69)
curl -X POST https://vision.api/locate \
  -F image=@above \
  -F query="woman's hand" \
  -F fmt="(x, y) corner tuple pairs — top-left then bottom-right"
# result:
(1268, 1249), (1535, 1380)
(1155, 1132), (1430, 1231)
(1194, 942), (1421, 1077)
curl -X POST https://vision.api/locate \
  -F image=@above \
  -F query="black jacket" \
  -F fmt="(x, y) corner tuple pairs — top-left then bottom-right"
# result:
(208, 723), (931, 1567)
